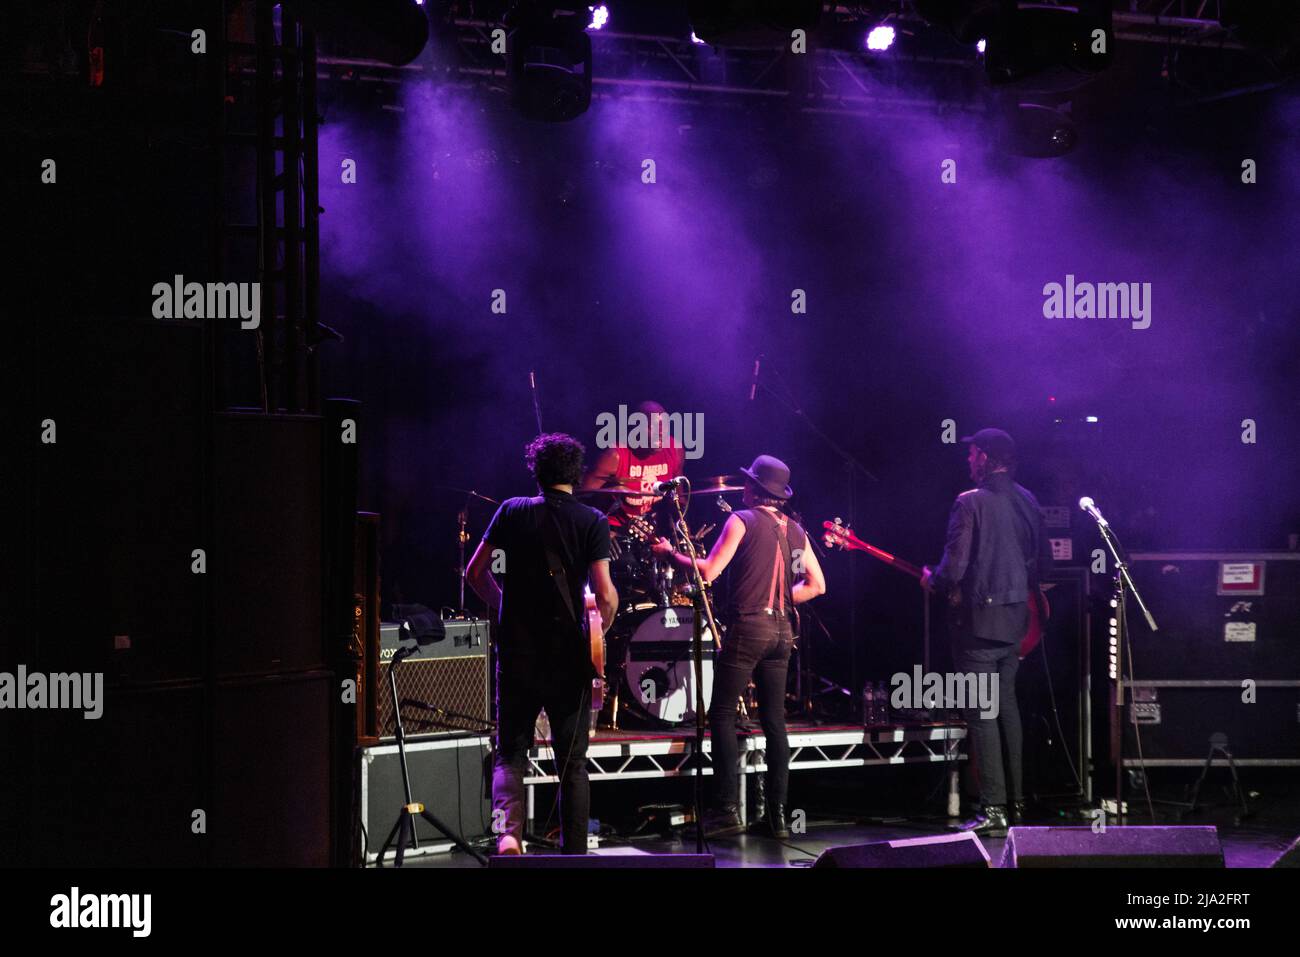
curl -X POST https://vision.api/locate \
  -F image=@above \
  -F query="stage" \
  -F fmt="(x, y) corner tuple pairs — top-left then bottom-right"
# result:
(406, 814), (1300, 869)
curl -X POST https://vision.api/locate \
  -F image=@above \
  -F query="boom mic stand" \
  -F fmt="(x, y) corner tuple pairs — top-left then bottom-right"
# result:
(1079, 498), (1158, 826)
(755, 365), (877, 718)
(432, 485), (500, 616)
(667, 480), (720, 854)
(376, 645), (488, 866)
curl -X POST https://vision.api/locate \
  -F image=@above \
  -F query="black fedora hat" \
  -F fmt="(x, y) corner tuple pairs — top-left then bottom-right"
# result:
(740, 454), (793, 500)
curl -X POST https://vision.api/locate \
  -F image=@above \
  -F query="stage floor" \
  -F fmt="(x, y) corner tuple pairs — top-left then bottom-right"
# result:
(378, 719), (1299, 868)
(402, 807), (1300, 869)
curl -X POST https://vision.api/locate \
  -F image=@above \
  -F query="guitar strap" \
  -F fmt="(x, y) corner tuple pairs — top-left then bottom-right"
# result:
(767, 510), (794, 616)
(539, 502), (581, 630)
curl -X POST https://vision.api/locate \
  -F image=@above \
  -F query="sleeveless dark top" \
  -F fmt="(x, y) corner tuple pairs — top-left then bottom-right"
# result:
(726, 508), (808, 618)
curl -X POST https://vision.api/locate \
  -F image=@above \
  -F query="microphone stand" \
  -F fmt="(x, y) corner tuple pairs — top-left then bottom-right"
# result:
(1082, 505), (1157, 825)
(432, 486), (501, 616)
(756, 366), (877, 719)
(667, 479), (719, 854)
(457, 495), (469, 610)
(376, 645), (488, 866)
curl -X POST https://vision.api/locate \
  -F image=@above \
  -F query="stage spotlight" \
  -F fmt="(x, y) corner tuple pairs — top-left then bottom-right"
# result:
(587, 4), (609, 31)
(286, 0), (429, 66)
(917, 1), (1110, 92)
(983, 3), (1112, 92)
(866, 24), (896, 51)
(687, 0), (821, 48)
(913, 0), (999, 45)
(505, 3), (593, 122)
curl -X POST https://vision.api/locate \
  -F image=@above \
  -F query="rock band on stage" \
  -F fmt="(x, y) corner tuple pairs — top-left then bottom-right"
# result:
(466, 409), (1049, 855)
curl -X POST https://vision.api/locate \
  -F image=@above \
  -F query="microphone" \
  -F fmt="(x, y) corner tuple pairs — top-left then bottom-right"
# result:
(1078, 496), (1109, 528)
(748, 355), (762, 401)
(653, 476), (688, 494)
(716, 495), (732, 514)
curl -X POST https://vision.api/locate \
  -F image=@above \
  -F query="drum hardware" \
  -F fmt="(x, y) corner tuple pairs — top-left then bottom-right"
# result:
(433, 485), (501, 614)
(662, 477), (722, 855)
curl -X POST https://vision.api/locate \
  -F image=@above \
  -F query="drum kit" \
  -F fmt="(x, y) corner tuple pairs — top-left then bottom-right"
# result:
(577, 476), (744, 730)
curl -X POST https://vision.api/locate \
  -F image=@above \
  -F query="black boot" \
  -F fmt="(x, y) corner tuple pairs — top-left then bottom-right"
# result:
(1010, 800), (1027, 825)
(954, 804), (1009, 838)
(765, 804), (789, 839)
(702, 805), (744, 838)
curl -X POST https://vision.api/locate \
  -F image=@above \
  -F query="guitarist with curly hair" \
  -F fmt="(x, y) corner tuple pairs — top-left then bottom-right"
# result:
(467, 433), (619, 855)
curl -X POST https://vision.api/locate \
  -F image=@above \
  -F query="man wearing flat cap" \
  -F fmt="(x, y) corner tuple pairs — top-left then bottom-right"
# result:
(653, 455), (827, 838)
(922, 429), (1052, 838)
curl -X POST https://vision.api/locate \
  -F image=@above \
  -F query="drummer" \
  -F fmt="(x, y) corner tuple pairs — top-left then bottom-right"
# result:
(580, 399), (685, 530)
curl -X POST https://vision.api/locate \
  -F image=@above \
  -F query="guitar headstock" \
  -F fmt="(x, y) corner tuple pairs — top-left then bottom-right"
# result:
(822, 517), (854, 551)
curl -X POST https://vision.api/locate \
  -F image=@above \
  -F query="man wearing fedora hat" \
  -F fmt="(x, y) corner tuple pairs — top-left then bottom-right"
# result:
(921, 428), (1051, 838)
(653, 455), (826, 838)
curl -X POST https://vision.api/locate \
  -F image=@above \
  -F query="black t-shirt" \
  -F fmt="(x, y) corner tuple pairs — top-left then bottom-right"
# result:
(482, 488), (610, 672)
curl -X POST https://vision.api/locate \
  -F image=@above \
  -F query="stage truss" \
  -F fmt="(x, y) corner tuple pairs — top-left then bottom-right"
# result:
(524, 723), (967, 828)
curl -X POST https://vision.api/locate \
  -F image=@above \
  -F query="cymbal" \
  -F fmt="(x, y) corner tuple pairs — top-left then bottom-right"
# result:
(690, 483), (744, 495)
(432, 484), (501, 505)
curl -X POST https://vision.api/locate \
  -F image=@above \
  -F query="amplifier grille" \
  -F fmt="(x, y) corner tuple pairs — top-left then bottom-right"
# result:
(376, 655), (491, 738)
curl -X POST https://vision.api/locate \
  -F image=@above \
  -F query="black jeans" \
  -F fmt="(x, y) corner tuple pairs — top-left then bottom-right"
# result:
(710, 613), (794, 811)
(493, 663), (590, 853)
(954, 636), (1022, 807)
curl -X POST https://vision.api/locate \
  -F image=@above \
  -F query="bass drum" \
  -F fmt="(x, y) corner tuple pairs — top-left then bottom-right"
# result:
(621, 606), (715, 726)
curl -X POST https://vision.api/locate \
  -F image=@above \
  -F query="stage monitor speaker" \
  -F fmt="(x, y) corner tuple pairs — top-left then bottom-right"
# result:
(488, 853), (715, 868)
(377, 620), (490, 737)
(1271, 834), (1300, 868)
(812, 832), (991, 868)
(1000, 826), (1225, 868)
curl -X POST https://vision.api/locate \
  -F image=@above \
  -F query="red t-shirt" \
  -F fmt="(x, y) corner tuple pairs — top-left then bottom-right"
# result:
(607, 444), (685, 527)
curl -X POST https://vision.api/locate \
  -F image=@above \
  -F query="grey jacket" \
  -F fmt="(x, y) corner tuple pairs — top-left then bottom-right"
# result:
(932, 471), (1052, 644)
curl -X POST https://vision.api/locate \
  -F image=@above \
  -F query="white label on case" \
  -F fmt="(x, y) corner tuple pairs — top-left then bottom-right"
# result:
(1224, 621), (1256, 642)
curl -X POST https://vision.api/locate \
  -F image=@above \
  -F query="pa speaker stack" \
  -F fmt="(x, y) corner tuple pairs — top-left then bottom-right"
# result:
(1000, 826), (1225, 867)
(812, 832), (991, 868)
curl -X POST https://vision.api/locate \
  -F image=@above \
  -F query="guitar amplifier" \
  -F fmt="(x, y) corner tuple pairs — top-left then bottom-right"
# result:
(377, 619), (491, 739)
(1116, 552), (1300, 765)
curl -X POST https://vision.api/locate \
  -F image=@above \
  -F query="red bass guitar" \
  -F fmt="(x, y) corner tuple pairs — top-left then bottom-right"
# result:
(822, 520), (1048, 659)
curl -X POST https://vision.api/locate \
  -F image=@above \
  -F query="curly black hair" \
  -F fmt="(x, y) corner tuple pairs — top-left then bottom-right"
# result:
(526, 432), (585, 488)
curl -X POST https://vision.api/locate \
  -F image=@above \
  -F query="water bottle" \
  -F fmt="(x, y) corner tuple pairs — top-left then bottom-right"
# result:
(863, 682), (876, 728)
